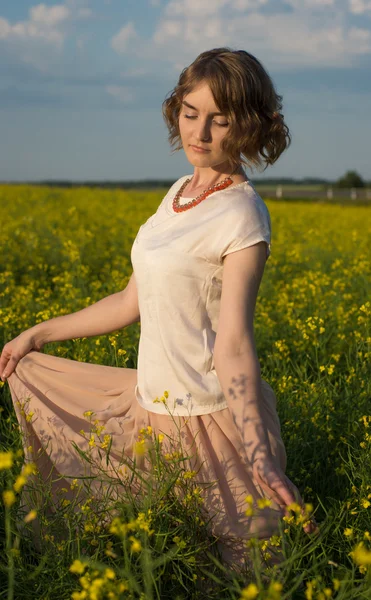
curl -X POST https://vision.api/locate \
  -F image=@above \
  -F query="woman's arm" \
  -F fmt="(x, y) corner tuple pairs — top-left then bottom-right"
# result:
(31, 272), (140, 346)
(214, 350), (272, 465)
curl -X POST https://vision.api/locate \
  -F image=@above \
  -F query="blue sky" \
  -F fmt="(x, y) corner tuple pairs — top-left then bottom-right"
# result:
(0, 0), (370, 182)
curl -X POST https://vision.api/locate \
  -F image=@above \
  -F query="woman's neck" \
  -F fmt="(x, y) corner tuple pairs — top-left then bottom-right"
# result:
(185, 164), (247, 194)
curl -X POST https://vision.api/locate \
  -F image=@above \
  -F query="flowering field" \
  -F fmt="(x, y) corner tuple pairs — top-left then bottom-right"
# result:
(0, 184), (370, 599)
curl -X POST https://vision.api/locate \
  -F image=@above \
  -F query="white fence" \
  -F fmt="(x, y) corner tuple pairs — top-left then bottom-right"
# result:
(255, 186), (371, 202)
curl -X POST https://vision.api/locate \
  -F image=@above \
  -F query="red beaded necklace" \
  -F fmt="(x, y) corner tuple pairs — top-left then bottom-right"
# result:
(172, 173), (235, 213)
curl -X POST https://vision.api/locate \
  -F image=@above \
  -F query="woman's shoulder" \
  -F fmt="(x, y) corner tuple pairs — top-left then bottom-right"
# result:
(219, 180), (271, 228)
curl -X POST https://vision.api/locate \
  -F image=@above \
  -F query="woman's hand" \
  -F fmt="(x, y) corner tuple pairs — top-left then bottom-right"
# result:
(252, 455), (319, 535)
(0, 330), (45, 382)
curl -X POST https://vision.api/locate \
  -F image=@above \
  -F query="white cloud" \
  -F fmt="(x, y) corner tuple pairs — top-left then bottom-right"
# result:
(105, 85), (135, 103)
(0, 2), (92, 70)
(150, 0), (371, 68)
(29, 4), (70, 27)
(0, 3), (70, 48)
(349, 0), (371, 13)
(111, 22), (138, 54)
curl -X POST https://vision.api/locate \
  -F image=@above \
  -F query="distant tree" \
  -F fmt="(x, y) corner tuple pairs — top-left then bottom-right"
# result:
(336, 170), (365, 188)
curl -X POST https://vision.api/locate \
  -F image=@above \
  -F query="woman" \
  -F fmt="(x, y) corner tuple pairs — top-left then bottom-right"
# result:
(1, 47), (317, 567)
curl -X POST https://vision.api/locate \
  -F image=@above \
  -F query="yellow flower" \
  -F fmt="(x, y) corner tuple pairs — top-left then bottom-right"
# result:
(257, 497), (272, 509)
(25, 411), (35, 423)
(24, 509), (37, 523)
(362, 499), (371, 509)
(71, 592), (88, 600)
(83, 410), (94, 418)
(129, 536), (142, 553)
(69, 559), (88, 574)
(332, 579), (340, 591)
(134, 439), (146, 456)
(104, 568), (116, 580)
(101, 434), (111, 449)
(245, 494), (254, 505)
(267, 581), (282, 599)
(158, 433), (164, 443)
(3, 490), (16, 508)
(13, 474), (27, 493)
(352, 542), (371, 565)
(0, 451), (13, 470)
(344, 528), (353, 537)
(23, 463), (37, 476)
(240, 583), (259, 599)
(287, 502), (302, 513)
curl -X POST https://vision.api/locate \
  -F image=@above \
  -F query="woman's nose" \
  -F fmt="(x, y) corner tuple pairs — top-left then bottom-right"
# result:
(195, 119), (211, 142)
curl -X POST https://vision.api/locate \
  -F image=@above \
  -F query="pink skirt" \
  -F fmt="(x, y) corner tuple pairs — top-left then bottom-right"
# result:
(7, 350), (287, 567)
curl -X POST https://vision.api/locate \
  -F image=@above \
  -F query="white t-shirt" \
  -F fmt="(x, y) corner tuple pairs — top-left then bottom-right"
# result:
(130, 175), (272, 417)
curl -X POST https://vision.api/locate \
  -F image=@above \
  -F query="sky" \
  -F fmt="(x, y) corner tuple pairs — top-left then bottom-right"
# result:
(0, 0), (370, 182)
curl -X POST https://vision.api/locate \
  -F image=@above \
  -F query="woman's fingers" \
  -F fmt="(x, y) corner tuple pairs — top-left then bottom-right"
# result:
(252, 462), (319, 536)
(1, 356), (19, 381)
(0, 347), (11, 379)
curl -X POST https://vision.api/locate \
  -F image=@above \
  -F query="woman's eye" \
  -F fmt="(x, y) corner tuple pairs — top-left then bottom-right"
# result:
(183, 114), (228, 127)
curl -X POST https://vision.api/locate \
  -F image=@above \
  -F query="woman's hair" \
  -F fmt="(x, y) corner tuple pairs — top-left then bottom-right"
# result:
(162, 47), (291, 172)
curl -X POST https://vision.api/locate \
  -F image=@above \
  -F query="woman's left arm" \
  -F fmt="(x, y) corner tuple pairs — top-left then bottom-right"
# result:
(213, 244), (319, 532)
(214, 349), (272, 466)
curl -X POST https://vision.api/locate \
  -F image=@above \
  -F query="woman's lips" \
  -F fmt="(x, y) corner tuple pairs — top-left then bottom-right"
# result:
(190, 145), (210, 153)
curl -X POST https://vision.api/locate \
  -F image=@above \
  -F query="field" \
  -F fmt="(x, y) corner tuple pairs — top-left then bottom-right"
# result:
(0, 184), (371, 599)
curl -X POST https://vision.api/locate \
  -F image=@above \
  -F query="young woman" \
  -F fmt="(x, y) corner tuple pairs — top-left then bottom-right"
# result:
(1, 47), (317, 566)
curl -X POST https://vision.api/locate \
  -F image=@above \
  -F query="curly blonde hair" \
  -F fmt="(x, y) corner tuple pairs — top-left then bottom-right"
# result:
(162, 47), (291, 173)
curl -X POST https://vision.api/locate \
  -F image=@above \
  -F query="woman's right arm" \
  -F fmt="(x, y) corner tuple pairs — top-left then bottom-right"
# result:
(33, 272), (140, 344)
(0, 272), (140, 380)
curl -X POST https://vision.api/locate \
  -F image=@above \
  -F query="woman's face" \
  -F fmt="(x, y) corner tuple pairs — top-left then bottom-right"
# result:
(178, 80), (231, 171)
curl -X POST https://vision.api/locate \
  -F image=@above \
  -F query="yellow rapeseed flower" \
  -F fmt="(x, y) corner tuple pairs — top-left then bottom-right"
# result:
(332, 579), (340, 591)
(352, 542), (371, 566)
(13, 474), (27, 493)
(69, 559), (88, 574)
(71, 592), (88, 600)
(257, 497), (272, 509)
(104, 568), (116, 580)
(268, 581), (283, 599)
(134, 439), (146, 456)
(287, 502), (302, 513)
(129, 536), (142, 553)
(24, 509), (37, 523)
(22, 463), (37, 476)
(240, 583), (259, 599)
(3, 490), (16, 508)
(344, 528), (353, 537)
(0, 451), (13, 470)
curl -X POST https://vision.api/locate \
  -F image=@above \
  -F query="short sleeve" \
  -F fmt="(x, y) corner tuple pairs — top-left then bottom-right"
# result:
(220, 193), (272, 261)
